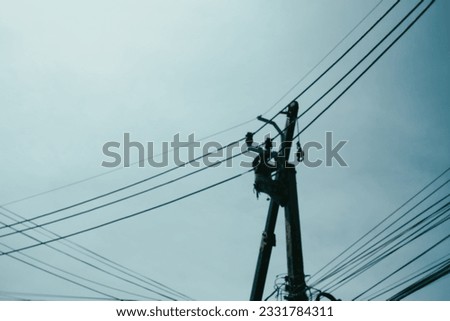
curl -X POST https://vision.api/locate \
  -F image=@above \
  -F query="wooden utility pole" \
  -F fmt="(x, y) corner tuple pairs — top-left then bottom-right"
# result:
(283, 165), (308, 300)
(250, 101), (307, 301)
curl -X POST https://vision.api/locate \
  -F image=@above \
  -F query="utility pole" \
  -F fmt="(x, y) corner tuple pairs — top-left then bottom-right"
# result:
(283, 165), (308, 300)
(250, 101), (308, 301)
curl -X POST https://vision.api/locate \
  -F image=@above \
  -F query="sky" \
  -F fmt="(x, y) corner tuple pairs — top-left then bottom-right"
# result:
(0, 0), (449, 301)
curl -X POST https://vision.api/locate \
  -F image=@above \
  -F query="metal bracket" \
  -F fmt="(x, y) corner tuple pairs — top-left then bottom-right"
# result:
(262, 231), (276, 248)
(257, 115), (285, 143)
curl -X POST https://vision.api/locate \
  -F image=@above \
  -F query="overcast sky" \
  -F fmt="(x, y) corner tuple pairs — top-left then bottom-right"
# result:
(0, 0), (449, 301)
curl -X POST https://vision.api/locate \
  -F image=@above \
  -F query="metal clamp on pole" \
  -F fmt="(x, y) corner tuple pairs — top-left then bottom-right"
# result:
(261, 231), (276, 248)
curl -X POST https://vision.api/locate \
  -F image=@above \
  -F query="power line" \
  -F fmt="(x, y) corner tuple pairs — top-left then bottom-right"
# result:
(322, 202), (449, 293)
(0, 1), (439, 301)
(291, 0), (399, 105)
(366, 255), (450, 300)
(293, 0), (434, 139)
(0, 138), (244, 232)
(266, 0), (426, 146)
(0, 206), (193, 301)
(0, 0), (405, 236)
(311, 178), (449, 286)
(0, 170), (252, 256)
(0, 0), (439, 302)
(0, 122), (252, 208)
(0, 0), (434, 284)
(0, 212), (183, 301)
(0, 0), (397, 234)
(261, 0), (387, 115)
(309, 167), (450, 283)
(0, 4), (436, 276)
(0, 0), (432, 248)
(0, 1), (386, 209)
(0, 153), (245, 237)
(0, 290), (119, 301)
(0, 246), (122, 300)
(315, 190), (449, 290)
(0, 240), (158, 300)
(387, 260), (450, 300)
(3, 170), (442, 300)
(319, 198), (449, 291)
(0, 112), (277, 233)
(352, 235), (450, 300)
(306, 171), (449, 292)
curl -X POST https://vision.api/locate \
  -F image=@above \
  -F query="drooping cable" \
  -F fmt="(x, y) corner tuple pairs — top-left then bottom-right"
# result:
(311, 179), (449, 286)
(293, 0), (433, 140)
(0, 0), (434, 249)
(0, 245), (123, 300)
(309, 167), (449, 283)
(0, 0), (400, 232)
(0, 170), (252, 256)
(0, 0), (408, 236)
(352, 235), (449, 300)
(0, 212), (183, 301)
(322, 203), (449, 293)
(387, 260), (450, 300)
(0, 1), (387, 209)
(365, 255), (450, 300)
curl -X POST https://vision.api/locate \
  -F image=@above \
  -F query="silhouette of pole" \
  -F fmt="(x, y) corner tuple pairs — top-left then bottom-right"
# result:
(250, 101), (307, 301)
(283, 165), (308, 300)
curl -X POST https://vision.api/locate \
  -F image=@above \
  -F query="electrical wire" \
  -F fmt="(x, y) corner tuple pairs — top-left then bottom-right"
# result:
(0, 212), (183, 301)
(265, 0), (426, 147)
(291, 8), (442, 296)
(311, 178), (449, 286)
(306, 170), (447, 290)
(293, 0), (433, 140)
(0, 152), (244, 237)
(291, 0), (399, 105)
(0, 0), (386, 209)
(0, 121), (253, 208)
(329, 209), (450, 291)
(387, 260), (450, 300)
(0, 1), (438, 302)
(0, 170), (252, 256)
(0, 205), (193, 300)
(0, 0), (398, 234)
(352, 235), (450, 300)
(322, 203), (449, 293)
(260, 0), (387, 116)
(314, 191), (449, 290)
(309, 167), (449, 283)
(0, 138), (245, 232)
(320, 199), (450, 291)
(0, 207), (193, 301)
(365, 255), (450, 300)
(0, 240), (157, 300)
(264, 273), (288, 301)
(0, 290), (118, 301)
(0, 0), (434, 252)
(0, 0), (407, 236)
(0, 246), (122, 300)
(0, 0), (437, 302)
